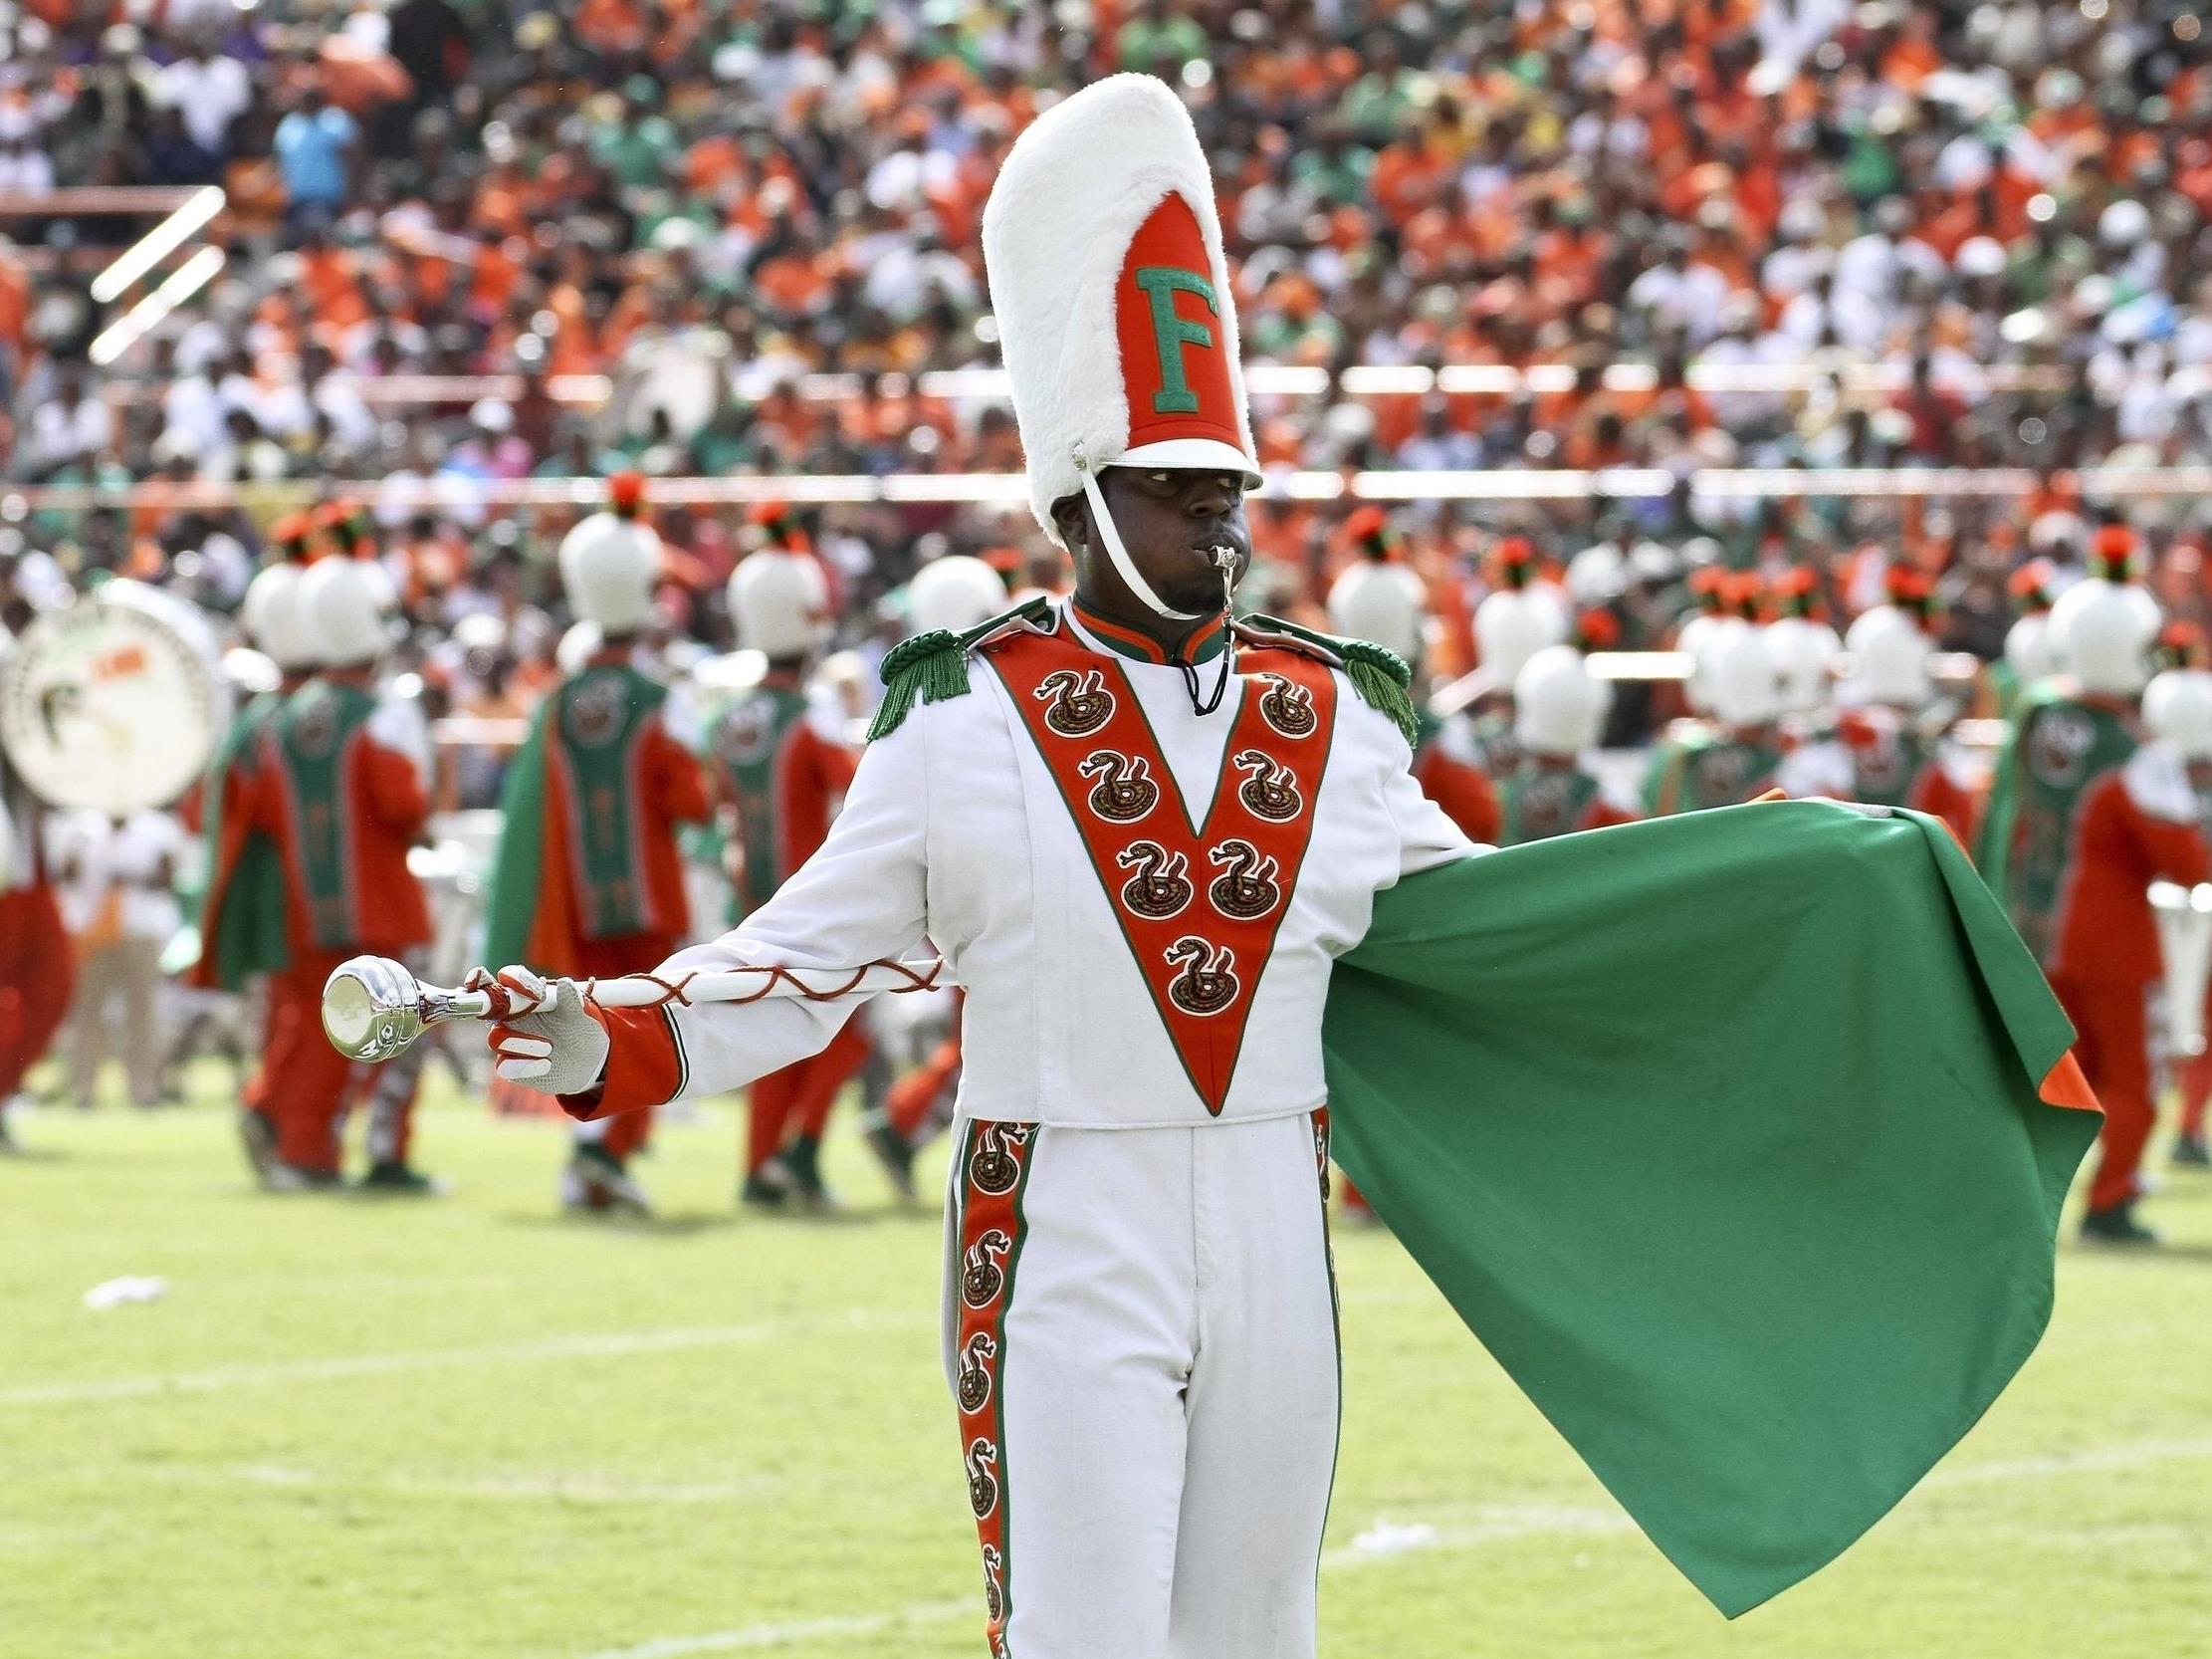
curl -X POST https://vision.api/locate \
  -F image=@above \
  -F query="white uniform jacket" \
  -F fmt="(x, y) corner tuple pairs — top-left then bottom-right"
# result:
(605, 600), (1474, 1128)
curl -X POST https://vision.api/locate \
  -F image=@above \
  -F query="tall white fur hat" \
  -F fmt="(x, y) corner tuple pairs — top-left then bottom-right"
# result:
(2143, 668), (2212, 760)
(1475, 585), (1568, 690)
(1327, 561), (1428, 666)
(2051, 577), (2160, 696)
(298, 556), (392, 668)
(982, 74), (1259, 553)
(907, 555), (1007, 638)
(1842, 604), (1933, 708)
(559, 483), (662, 634)
(241, 561), (319, 670)
(729, 551), (828, 661)
(1515, 643), (1612, 757)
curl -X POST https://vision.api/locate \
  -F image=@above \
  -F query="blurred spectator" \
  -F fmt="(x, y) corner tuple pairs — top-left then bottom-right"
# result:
(51, 808), (185, 1112)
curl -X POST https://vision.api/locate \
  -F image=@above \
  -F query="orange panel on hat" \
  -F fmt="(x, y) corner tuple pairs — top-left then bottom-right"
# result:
(1115, 192), (1246, 459)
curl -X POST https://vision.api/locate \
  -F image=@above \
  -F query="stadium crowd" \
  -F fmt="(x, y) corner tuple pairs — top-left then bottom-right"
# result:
(0, 0), (2210, 680)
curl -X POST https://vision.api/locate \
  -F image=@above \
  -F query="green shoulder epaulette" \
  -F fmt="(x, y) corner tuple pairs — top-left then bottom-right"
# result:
(867, 594), (1055, 741)
(1236, 612), (1421, 745)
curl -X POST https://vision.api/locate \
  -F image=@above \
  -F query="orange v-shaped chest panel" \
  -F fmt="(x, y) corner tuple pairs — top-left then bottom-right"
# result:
(986, 625), (1338, 1114)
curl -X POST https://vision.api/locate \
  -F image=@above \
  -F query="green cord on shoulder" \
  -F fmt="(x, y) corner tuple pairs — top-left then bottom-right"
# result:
(1241, 613), (1422, 746)
(867, 598), (1424, 747)
(867, 595), (1054, 741)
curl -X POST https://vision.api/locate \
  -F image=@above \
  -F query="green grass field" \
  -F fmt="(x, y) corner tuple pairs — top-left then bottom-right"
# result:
(4, 1069), (2211, 1659)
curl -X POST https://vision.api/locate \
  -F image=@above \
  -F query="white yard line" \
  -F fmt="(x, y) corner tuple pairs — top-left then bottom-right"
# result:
(570, 1436), (2212, 1659)
(0, 1307), (926, 1407)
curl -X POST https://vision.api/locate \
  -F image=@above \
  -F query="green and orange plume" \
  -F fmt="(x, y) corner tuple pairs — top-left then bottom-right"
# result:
(2090, 523), (2136, 585)
(1571, 606), (1621, 653)
(750, 496), (809, 551)
(318, 500), (376, 558)
(1687, 565), (1729, 614)
(1345, 505), (1396, 561)
(269, 511), (320, 564)
(1884, 565), (1938, 628)
(1772, 566), (1823, 620)
(608, 471), (649, 521)
(1722, 572), (1765, 623)
(2156, 620), (2207, 672)
(2008, 559), (2056, 615)
(1490, 535), (1538, 591)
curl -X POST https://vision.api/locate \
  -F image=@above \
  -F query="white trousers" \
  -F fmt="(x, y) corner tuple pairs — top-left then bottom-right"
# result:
(941, 1110), (1340, 1659)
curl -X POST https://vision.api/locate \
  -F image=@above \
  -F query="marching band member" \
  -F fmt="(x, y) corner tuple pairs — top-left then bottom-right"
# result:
(2147, 668), (2212, 1170)
(1327, 531), (1499, 842)
(245, 550), (439, 1190)
(1466, 537), (1568, 777)
(481, 476), (711, 1214)
(709, 547), (861, 1208)
(1643, 624), (1784, 814)
(481, 80), (1463, 1649)
(1779, 589), (1976, 836)
(1996, 561), (2062, 718)
(0, 625), (72, 1152)
(1501, 642), (1640, 842)
(1979, 572), (2210, 1244)
(186, 519), (323, 1176)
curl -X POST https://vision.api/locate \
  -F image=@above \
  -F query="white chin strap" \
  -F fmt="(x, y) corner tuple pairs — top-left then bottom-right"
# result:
(1079, 463), (1205, 622)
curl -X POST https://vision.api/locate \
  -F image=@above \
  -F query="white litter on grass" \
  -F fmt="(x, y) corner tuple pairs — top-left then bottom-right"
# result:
(1345, 1519), (1440, 1557)
(83, 1276), (167, 1309)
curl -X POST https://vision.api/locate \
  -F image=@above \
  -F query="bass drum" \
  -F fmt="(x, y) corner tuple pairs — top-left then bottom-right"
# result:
(0, 581), (230, 813)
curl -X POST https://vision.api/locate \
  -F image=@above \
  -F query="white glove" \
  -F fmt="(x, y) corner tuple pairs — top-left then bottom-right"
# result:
(469, 966), (610, 1095)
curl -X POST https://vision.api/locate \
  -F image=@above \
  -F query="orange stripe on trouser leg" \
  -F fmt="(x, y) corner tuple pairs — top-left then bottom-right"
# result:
(955, 1121), (1037, 1659)
(2053, 976), (2157, 1212)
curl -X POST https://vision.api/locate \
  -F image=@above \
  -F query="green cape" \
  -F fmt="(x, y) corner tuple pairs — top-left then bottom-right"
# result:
(1323, 801), (2096, 1617)
(188, 694), (290, 990)
(482, 698), (553, 974)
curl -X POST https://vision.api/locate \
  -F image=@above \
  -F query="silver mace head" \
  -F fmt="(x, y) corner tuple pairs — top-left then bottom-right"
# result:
(322, 955), (490, 1063)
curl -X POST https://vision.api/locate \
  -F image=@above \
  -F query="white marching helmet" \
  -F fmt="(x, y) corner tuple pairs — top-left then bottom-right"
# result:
(297, 557), (392, 668)
(1842, 604), (1933, 708)
(1764, 614), (1843, 715)
(2050, 577), (2160, 696)
(728, 551), (829, 661)
(1514, 643), (1612, 757)
(1475, 585), (1569, 691)
(1702, 624), (1782, 727)
(983, 75), (1261, 620)
(558, 506), (662, 634)
(2003, 609), (2061, 683)
(1327, 561), (1428, 667)
(1676, 612), (1743, 715)
(2143, 668), (2212, 761)
(907, 555), (1008, 638)
(240, 561), (320, 670)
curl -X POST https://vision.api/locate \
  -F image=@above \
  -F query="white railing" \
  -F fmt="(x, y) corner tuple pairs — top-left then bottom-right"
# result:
(11, 465), (2212, 515)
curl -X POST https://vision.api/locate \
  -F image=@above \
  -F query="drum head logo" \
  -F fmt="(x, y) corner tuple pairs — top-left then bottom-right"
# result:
(712, 700), (776, 768)
(2030, 707), (2097, 789)
(0, 585), (225, 814)
(563, 671), (629, 749)
(292, 696), (339, 759)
